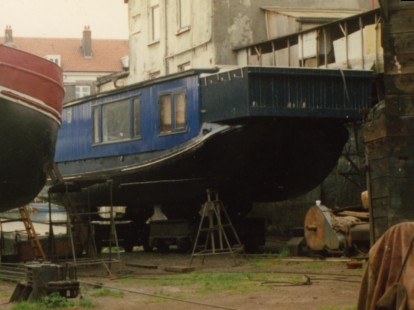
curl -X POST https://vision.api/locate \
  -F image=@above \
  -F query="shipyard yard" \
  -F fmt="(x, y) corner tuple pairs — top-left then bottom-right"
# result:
(0, 204), (368, 310)
(0, 246), (365, 310)
(2, 0), (414, 309)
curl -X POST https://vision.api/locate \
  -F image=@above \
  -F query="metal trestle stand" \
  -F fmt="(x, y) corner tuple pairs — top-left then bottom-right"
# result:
(190, 190), (244, 265)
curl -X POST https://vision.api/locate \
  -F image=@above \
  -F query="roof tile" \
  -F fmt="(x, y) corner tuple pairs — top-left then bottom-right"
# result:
(1, 36), (128, 72)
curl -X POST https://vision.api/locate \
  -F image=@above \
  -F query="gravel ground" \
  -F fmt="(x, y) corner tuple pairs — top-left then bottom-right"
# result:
(0, 247), (366, 310)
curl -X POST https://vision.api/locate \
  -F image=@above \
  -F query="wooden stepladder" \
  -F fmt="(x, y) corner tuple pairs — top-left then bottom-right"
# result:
(18, 206), (47, 261)
(190, 190), (244, 265)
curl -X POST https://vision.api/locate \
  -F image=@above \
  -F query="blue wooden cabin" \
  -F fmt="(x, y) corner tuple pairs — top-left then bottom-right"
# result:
(56, 70), (202, 163)
(56, 66), (373, 165)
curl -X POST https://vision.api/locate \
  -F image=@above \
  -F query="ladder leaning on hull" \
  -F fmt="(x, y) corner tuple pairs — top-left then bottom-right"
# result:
(18, 206), (47, 261)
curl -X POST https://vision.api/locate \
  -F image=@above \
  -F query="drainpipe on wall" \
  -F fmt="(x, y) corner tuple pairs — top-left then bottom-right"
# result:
(164, 0), (169, 75)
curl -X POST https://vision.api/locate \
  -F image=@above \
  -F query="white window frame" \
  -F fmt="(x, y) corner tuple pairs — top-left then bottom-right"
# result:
(149, 4), (160, 43)
(75, 85), (91, 99)
(45, 54), (61, 66)
(178, 62), (191, 72)
(158, 89), (187, 135)
(176, 0), (191, 34)
(132, 13), (141, 35)
(93, 96), (142, 144)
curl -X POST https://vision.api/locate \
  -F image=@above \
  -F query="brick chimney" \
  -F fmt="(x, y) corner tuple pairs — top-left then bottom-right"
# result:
(4, 25), (16, 47)
(81, 25), (92, 58)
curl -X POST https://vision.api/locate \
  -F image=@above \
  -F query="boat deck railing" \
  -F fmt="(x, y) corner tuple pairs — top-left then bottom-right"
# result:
(234, 9), (382, 72)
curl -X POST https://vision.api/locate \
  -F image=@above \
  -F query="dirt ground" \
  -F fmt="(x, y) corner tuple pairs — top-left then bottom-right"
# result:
(0, 247), (366, 310)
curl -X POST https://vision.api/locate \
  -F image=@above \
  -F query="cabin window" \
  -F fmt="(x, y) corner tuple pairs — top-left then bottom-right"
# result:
(159, 90), (187, 134)
(132, 97), (141, 137)
(92, 106), (100, 143)
(93, 95), (141, 144)
(102, 99), (130, 142)
(174, 92), (186, 130)
(159, 95), (172, 133)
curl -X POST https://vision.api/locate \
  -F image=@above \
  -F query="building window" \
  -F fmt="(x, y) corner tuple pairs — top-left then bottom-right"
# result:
(177, 0), (191, 31)
(45, 54), (61, 66)
(75, 85), (91, 99)
(132, 13), (141, 34)
(159, 90), (187, 134)
(149, 71), (161, 79)
(93, 96), (141, 144)
(178, 62), (191, 72)
(150, 4), (160, 42)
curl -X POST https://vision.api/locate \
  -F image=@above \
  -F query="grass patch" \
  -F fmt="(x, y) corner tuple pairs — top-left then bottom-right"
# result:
(120, 271), (303, 297)
(278, 247), (290, 257)
(246, 258), (272, 268)
(11, 302), (41, 310)
(42, 293), (76, 308)
(10, 292), (94, 309)
(246, 258), (350, 273)
(78, 298), (94, 308)
(88, 287), (124, 298)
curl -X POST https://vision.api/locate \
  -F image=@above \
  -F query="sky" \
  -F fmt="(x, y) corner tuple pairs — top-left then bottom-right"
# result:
(0, 0), (129, 39)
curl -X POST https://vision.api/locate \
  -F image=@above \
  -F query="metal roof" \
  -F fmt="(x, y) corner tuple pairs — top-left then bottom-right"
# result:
(261, 7), (363, 20)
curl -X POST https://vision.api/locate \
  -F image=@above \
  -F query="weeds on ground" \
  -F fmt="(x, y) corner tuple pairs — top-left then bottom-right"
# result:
(120, 271), (303, 297)
(88, 287), (124, 298)
(42, 293), (75, 308)
(10, 292), (93, 310)
(278, 247), (290, 257)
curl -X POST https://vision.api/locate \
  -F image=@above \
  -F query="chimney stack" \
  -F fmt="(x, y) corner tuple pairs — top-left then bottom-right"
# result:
(4, 25), (16, 47)
(81, 25), (92, 58)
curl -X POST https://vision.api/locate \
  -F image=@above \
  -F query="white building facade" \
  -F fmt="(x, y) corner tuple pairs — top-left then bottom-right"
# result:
(124, 0), (377, 84)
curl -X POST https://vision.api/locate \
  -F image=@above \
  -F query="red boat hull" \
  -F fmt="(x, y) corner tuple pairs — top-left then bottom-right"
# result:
(0, 45), (64, 211)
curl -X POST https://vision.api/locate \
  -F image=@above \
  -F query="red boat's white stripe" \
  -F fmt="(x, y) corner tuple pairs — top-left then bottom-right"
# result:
(0, 86), (61, 125)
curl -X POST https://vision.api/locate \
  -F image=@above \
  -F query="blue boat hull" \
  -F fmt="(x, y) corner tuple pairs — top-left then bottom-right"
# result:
(52, 67), (372, 220)
(54, 117), (347, 218)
